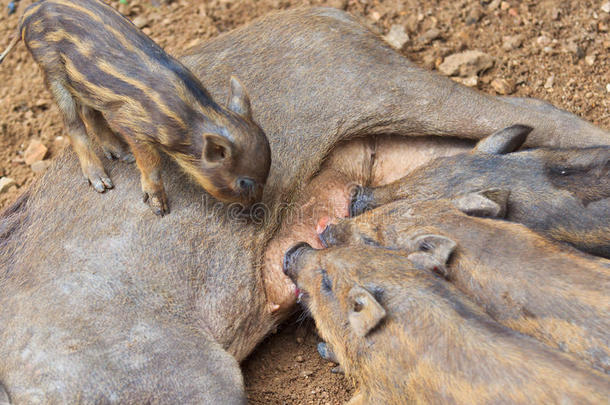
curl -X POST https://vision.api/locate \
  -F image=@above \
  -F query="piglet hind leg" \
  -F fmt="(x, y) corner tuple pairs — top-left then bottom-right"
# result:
(48, 80), (113, 192)
(81, 106), (135, 163)
(126, 140), (169, 216)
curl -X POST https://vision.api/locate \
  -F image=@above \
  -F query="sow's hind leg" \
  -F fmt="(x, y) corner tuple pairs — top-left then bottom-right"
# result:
(81, 106), (135, 163)
(47, 79), (113, 192)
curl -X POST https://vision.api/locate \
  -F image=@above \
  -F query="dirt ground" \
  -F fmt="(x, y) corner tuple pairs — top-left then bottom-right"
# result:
(0, 0), (608, 403)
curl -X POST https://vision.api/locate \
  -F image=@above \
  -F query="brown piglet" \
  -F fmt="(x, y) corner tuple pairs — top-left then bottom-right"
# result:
(321, 195), (610, 373)
(284, 244), (610, 404)
(0, 0), (270, 215)
(350, 125), (610, 257)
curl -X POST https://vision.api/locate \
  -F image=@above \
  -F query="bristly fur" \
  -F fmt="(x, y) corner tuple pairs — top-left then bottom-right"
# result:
(4, 0), (270, 214)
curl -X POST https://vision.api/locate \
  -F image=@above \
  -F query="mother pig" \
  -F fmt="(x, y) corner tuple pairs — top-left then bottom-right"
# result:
(0, 7), (608, 404)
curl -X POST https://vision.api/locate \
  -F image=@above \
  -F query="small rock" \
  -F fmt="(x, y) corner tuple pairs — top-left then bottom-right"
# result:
(327, 0), (348, 9)
(564, 40), (585, 59)
(466, 7), (483, 25)
(550, 7), (560, 20)
(31, 160), (51, 173)
(487, 0), (501, 10)
(383, 25), (409, 50)
(24, 140), (48, 165)
(132, 15), (149, 29)
(500, 1), (510, 11)
(296, 337), (304, 344)
(0, 177), (16, 194)
(452, 76), (479, 87)
(369, 11), (381, 21)
(536, 35), (551, 47)
(300, 370), (314, 378)
(502, 35), (523, 50)
(438, 50), (494, 77)
(544, 75), (555, 89)
(418, 28), (441, 44)
(606, 83), (610, 93)
(585, 54), (596, 66)
(508, 7), (519, 17)
(602, 2), (610, 13)
(53, 136), (70, 150)
(295, 355), (305, 363)
(491, 78), (515, 95)
(142, 27), (152, 36)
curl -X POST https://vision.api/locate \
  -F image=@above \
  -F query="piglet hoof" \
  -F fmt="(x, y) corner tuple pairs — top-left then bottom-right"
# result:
(317, 342), (339, 363)
(84, 166), (113, 193)
(142, 189), (170, 216)
(349, 185), (375, 217)
(102, 145), (135, 164)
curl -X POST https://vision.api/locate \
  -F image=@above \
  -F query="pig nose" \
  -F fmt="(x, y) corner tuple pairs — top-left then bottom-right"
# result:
(283, 242), (313, 281)
(237, 177), (256, 195)
(349, 185), (375, 217)
(318, 225), (335, 248)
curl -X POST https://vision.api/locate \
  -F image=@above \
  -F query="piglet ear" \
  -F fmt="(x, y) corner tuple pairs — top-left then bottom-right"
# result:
(407, 234), (456, 277)
(201, 133), (233, 167)
(453, 188), (510, 218)
(227, 76), (252, 119)
(473, 125), (532, 154)
(348, 286), (386, 337)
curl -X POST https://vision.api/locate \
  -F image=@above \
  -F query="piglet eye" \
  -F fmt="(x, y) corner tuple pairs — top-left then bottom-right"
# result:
(321, 269), (332, 293)
(361, 235), (380, 247)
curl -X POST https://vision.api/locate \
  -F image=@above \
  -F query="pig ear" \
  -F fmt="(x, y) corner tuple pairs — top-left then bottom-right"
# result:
(202, 133), (233, 166)
(473, 125), (532, 154)
(407, 234), (456, 277)
(227, 76), (252, 119)
(348, 286), (386, 337)
(453, 188), (510, 218)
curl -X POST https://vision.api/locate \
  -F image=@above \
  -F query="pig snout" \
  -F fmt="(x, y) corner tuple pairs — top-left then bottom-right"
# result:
(318, 224), (339, 248)
(283, 242), (313, 281)
(349, 186), (375, 217)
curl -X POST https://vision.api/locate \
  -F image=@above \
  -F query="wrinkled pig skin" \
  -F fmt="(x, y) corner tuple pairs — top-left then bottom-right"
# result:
(1, 7), (608, 403)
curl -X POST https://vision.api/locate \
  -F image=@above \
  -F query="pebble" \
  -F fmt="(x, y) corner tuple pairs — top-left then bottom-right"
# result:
(606, 83), (610, 93)
(132, 15), (149, 29)
(500, 1), (510, 11)
(383, 25), (409, 49)
(438, 50), (494, 77)
(536, 35), (551, 47)
(295, 355), (305, 363)
(296, 337), (304, 344)
(31, 160), (51, 174)
(418, 28), (441, 44)
(452, 76), (479, 87)
(544, 75), (555, 89)
(300, 370), (314, 378)
(0, 177), (16, 194)
(24, 140), (48, 165)
(585, 54), (596, 66)
(502, 35), (523, 50)
(487, 0), (501, 10)
(466, 7), (483, 25)
(327, 0), (348, 9)
(564, 40), (585, 59)
(602, 2), (610, 13)
(53, 136), (70, 150)
(491, 78), (515, 94)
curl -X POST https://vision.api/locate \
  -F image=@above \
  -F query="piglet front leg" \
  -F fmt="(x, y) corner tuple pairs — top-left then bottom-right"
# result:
(128, 141), (169, 216)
